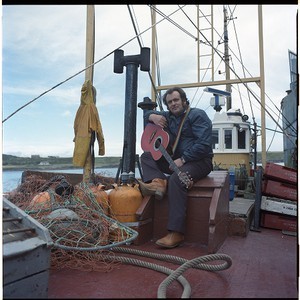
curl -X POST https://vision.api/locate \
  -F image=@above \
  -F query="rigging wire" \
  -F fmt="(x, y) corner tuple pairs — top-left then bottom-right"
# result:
(128, 5), (144, 48)
(3, 5), (183, 124)
(149, 5), (198, 41)
(127, 5), (164, 111)
(193, 58), (224, 109)
(193, 5), (296, 138)
(171, 5), (246, 113)
(229, 56), (247, 115)
(178, 5), (294, 143)
(228, 5), (253, 119)
(151, 7), (164, 110)
(149, 5), (219, 108)
(267, 107), (282, 152)
(228, 6), (296, 137)
(150, 4), (296, 141)
(226, 6), (296, 136)
(4, 4), (296, 139)
(191, 6), (230, 108)
(183, 5), (246, 111)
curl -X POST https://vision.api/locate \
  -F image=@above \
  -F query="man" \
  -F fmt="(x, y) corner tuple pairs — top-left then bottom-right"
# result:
(139, 87), (213, 248)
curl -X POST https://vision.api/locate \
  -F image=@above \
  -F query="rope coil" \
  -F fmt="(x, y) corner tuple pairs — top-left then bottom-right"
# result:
(5, 173), (232, 298)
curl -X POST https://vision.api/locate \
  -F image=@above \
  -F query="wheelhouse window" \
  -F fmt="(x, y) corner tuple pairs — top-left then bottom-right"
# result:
(238, 129), (246, 149)
(224, 129), (232, 149)
(212, 129), (219, 149)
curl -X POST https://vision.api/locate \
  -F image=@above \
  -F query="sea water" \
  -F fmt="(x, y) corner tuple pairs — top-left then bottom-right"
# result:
(2, 168), (142, 193)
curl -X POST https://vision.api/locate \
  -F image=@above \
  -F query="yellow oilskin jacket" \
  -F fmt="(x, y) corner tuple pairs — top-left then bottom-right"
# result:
(73, 80), (105, 167)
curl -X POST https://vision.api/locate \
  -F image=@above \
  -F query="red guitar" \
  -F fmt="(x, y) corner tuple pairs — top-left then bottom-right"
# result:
(141, 123), (193, 189)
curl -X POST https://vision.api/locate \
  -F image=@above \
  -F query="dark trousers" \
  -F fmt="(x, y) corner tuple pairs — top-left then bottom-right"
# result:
(140, 152), (213, 234)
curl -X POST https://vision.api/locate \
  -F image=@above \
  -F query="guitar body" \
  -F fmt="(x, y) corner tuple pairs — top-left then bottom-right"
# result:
(141, 123), (169, 160)
(141, 123), (193, 189)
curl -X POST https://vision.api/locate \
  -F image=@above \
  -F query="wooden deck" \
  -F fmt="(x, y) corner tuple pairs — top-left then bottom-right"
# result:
(48, 226), (298, 298)
(48, 194), (297, 299)
(8, 170), (298, 298)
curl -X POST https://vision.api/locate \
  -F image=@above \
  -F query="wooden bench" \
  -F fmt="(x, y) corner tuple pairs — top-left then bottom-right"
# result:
(134, 170), (230, 253)
(22, 169), (230, 252)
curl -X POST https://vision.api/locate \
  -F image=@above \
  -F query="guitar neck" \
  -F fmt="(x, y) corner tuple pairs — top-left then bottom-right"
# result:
(158, 144), (181, 175)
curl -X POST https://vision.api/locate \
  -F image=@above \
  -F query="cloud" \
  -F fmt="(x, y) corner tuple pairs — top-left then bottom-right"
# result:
(62, 110), (72, 117)
(2, 4), (297, 159)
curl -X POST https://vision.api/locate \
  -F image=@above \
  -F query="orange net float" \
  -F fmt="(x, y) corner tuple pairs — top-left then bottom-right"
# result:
(29, 191), (52, 210)
(108, 183), (143, 223)
(89, 184), (110, 215)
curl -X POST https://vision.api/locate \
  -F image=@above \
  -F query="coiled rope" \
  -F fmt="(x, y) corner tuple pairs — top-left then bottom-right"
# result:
(109, 246), (232, 298)
(157, 253), (232, 298)
(107, 254), (192, 298)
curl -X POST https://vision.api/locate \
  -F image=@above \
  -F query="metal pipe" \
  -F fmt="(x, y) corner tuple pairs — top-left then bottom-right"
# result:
(122, 63), (138, 176)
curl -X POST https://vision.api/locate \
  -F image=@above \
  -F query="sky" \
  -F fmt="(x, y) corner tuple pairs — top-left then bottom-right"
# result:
(2, 4), (298, 159)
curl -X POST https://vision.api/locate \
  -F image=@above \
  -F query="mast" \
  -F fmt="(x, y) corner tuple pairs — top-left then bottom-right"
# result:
(83, 5), (95, 182)
(258, 5), (266, 168)
(224, 6), (232, 110)
(153, 3), (266, 162)
(151, 5), (157, 103)
(85, 5), (95, 83)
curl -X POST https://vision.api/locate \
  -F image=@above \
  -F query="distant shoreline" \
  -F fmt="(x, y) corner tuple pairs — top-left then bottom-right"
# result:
(2, 152), (284, 171)
(2, 164), (119, 171)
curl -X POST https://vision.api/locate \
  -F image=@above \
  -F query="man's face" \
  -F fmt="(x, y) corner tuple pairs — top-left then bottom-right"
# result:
(166, 91), (186, 116)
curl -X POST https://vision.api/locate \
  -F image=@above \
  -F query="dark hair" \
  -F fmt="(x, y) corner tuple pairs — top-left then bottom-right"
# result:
(162, 87), (188, 107)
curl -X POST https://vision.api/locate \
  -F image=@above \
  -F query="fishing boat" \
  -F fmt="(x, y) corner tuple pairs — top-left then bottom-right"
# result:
(3, 5), (298, 299)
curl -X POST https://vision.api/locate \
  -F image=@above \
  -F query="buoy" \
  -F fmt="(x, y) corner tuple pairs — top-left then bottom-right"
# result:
(90, 185), (109, 215)
(29, 191), (51, 210)
(109, 184), (142, 223)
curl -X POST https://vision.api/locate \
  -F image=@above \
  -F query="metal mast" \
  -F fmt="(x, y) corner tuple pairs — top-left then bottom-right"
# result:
(258, 5), (266, 168)
(150, 5), (266, 167)
(224, 6), (232, 110)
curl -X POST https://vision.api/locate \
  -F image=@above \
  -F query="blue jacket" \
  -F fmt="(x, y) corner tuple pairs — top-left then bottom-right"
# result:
(144, 107), (213, 162)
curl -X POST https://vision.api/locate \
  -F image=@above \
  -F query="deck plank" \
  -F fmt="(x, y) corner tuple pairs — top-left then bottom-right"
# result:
(48, 227), (297, 298)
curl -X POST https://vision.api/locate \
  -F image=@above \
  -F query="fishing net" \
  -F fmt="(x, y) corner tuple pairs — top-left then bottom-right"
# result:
(5, 173), (139, 272)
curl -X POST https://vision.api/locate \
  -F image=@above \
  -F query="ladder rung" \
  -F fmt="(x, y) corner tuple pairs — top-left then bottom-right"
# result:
(199, 54), (212, 57)
(199, 14), (212, 18)
(199, 67), (212, 71)
(199, 27), (212, 31)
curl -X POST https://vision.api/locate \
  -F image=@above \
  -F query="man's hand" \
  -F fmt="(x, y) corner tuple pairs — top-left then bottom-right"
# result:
(149, 114), (167, 128)
(174, 158), (184, 168)
(169, 158), (183, 171)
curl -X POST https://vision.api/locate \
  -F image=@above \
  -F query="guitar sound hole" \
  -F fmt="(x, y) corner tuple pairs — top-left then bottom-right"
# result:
(154, 138), (161, 150)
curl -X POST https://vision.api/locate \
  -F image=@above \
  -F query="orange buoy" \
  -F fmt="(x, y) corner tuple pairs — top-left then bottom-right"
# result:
(29, 191), (51, 210)
(90, 185), (109, 215)
(108, 184), (142, 223)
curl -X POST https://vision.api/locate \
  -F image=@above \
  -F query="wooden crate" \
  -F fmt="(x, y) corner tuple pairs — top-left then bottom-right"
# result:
(228, 198), (255, 237)
(261, 196), (297, 217)
(262, 179), (297, 202)
(151, 171), (229, 253)
(264, 163), (297, 185)
(260, 210), (297, 232)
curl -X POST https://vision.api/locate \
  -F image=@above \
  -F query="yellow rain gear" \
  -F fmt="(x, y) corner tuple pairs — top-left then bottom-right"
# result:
(73, 80), (105, 167)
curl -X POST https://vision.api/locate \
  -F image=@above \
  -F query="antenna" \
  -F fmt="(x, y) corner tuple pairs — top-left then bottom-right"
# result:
(204, 87), (231, 112)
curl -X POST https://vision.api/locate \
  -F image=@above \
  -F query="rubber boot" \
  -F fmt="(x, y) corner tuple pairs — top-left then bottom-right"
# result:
(138, 178), (167, 200)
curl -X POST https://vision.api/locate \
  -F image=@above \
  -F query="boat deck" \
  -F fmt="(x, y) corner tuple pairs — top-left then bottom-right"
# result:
(4, 170), (298, 298)
(48, 226), (298, 298)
